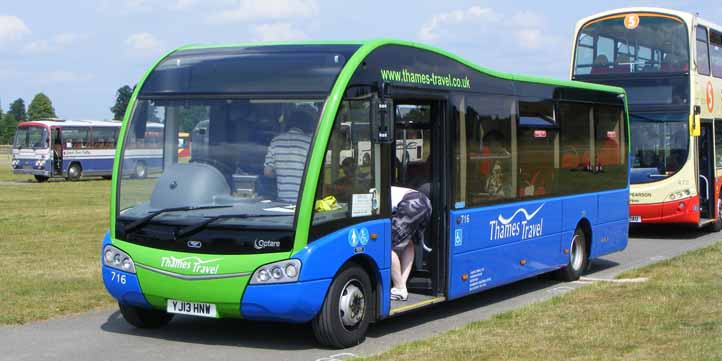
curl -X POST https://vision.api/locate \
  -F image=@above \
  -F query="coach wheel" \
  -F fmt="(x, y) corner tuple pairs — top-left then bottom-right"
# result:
(34, 175), (49, 183)
(555, 227), (588, 282)
(312, 264), (372, 348)
(67, 163), (82, 181)
(118, 303), (173, 328)
(134, 161), (147, 179)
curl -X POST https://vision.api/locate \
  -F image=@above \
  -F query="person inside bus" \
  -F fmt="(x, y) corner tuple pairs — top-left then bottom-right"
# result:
(591, 54), (610, 74)
(390, 185), (432, 301)
(479, 131), (512, 199)
(263, 111), (314, 203)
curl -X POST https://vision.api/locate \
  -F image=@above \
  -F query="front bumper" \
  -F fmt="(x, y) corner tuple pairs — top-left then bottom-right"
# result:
(630, 196), (699, 224)
(101, 233), (329, 322)
(12, 168), (50, 176)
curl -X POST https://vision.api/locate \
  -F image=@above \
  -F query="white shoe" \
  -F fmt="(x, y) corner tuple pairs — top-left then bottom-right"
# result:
(390, 287), (408, 301)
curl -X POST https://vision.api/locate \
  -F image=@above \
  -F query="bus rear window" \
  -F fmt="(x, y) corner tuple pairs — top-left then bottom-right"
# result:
(574, 14), (689, 75)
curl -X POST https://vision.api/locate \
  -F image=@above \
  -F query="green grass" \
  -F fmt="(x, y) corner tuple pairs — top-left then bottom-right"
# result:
(362, 242), (722, 361)
(0, 150), (115, 324)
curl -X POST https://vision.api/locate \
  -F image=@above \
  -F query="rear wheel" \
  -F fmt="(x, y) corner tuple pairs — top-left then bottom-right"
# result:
(312, 264), (373, 348)
(118, 303), (173, 328)
(67, 163), (82, 181)
(34, 175), (49, 183)
(555, 227), (588, 282)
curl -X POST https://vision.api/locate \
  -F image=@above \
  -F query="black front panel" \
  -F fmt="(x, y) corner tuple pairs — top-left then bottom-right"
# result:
(118, 221), (293, 255)
(140, 45), (360, 95)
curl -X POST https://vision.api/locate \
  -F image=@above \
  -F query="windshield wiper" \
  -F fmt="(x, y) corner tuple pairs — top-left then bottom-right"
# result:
(121, 205), (233, 235)
(174, 213), (290, 240)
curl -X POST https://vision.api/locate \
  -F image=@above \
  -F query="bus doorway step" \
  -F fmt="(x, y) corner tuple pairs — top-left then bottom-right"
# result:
(389, 293), (445, 316)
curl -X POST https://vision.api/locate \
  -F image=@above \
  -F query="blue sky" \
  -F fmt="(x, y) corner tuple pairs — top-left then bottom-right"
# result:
(0, 0), (718, 119)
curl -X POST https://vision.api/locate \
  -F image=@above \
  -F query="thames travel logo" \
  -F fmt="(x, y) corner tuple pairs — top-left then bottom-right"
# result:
(160, 256), (222, 274)
(488, 204), (545, 241)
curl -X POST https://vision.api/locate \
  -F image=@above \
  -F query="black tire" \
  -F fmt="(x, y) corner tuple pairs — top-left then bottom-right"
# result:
(118, 303), (173, 328)
(312, 264), (373, 348)
(134, 161), (147, 179)
(709, 196), (722, 232)
(554, 227), (588, 282)
(34, 175), (49, 183)
(67, 163), (82, 181)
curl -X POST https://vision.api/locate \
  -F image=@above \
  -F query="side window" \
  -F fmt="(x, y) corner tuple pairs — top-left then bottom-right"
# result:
(91, 127), (118, 148)
(454, 95), (514, 207)
(697, 26), (711, 76)
(595, 105), (628, 189)
(312, 99), (378, 226)
(63, 127), (89, 149)
(710, 30), (722, 77)
(715, 120), (722, 168)
(559, 102), (592, 171)
(518, 100), (557, 198)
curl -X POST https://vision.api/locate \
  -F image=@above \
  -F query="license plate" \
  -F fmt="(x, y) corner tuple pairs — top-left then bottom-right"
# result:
(629, 216), (642, 223)
(166, 299), (217, 318)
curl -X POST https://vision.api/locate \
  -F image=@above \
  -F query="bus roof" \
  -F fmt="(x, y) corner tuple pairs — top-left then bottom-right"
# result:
(164, 39), (626, 96)
(574, 7), (722, 35)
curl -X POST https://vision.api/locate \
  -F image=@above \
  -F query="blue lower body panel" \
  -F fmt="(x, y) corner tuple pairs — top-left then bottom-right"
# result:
(102, 266), (152, 308)
(241, 278), (331, 323)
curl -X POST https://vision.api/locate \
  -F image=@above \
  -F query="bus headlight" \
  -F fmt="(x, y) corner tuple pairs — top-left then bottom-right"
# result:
(250, 259), (301, 284)
(103, 245), (136, 274)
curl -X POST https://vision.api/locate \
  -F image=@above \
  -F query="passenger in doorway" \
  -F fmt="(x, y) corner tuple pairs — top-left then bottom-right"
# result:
(390, 186), (432, 301)
(264, 111), (314, 203)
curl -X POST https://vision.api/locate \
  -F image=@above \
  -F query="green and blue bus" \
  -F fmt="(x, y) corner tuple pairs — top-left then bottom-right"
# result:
(102, 39), (630, 348)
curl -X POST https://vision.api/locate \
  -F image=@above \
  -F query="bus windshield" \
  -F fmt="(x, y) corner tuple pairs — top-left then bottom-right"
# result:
(574, 14), (689, 75)
(117, 97), (323, 229)
(629, 112), (688, 184)
(14, 126), (48, 149)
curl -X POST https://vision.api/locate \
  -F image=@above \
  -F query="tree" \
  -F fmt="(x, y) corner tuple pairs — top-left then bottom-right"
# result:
(1, 113), (17, 144)
(8, 98), (26, 122)
(27, 93), (57, 120)
(111, 85), (134, 120)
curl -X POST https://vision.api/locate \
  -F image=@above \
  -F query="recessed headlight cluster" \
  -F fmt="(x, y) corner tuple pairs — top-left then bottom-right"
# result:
(250, 259), (301, 284)
(103, 245), (136, 273)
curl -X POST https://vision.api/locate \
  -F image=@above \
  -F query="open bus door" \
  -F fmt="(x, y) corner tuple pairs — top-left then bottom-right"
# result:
(382, 88), (448, 315)
(51, 127), (63, 176)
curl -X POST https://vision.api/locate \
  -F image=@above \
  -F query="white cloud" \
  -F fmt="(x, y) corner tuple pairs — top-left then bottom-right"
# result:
(252, 23), (307, 42)
(125, 32), (163, 54)
(418, 6), (496, 42)
(0, 15), (30, 43)
(208, 0), (320, 24)
(515, 28), (543, 49)
(22, 33), (87, 54)
(41, 70), (93, 84)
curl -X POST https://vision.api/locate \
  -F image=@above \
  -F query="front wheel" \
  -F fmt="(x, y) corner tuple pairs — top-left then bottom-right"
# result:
(118, 303), (173, 328)
(312, 264), (373, 348)
(554, 227), (588, 281)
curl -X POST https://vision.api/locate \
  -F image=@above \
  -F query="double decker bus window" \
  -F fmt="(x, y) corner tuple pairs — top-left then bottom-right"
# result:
(697, 26), (711, 76)
(574, 15), (689, 75)
(709, 30), (722, 77)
